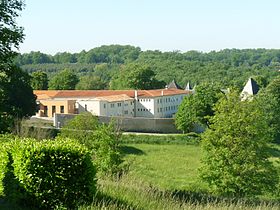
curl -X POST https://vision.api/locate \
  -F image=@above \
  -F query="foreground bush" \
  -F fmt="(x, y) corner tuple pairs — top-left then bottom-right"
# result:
(1, 137), (96, 209)
(60, 114), (123, 176)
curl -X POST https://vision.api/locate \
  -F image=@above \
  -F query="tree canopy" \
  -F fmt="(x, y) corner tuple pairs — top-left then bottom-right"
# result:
(110, 63), (165, 90)
(15, 46), (280, 91)
(49, 69), (79, 90)
(200, 91), (278, 197)
(175, 83), (222, 133)
(0, 0), (36, 133)
(31, 70), (48, 90)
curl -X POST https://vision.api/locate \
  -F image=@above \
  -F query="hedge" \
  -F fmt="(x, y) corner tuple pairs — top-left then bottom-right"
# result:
(0, 137), (96, 209)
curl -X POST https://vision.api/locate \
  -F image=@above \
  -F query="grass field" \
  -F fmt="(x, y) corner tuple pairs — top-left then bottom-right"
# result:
(121, 144), (206, 191)
(78, 142), (280, 209)
(1, 140), (280, 209)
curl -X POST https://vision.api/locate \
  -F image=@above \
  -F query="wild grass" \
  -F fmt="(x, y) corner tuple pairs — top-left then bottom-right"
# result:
(79, 176), (280, 210)
(1, 137), (280, 209)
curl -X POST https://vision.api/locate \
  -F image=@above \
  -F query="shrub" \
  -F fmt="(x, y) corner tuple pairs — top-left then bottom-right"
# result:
(60, 114), (123, 176)
(1, 137), (96, 209)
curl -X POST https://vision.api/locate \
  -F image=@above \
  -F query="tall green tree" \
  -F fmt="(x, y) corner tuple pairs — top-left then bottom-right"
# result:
(60, 113), (122, 175)
(0, 0), (36, 133)
(200, 91), (278, 197)
(175, 83), (222, 133)
(0, 0), (25, 66)
(76, 75), (106, 90)
(110, 63), (165, 90)
(49, 69), (79, 90)
(31, 71), (48, 90)
(261, 76), (280, 142)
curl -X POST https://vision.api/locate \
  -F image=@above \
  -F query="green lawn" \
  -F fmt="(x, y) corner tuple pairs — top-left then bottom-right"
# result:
(122, 144), (206, 191)
(2, 142), (280, 209)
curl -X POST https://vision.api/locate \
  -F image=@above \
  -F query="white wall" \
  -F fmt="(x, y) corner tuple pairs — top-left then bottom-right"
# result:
(153, 94), (187, 118)
(77, 93), (188, 118)
(135, 98), (154, 117)
(77, 99), (134, 117)
(77, 100), (101, 115)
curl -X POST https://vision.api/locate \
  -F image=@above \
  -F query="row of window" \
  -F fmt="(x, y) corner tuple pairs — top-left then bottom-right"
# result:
(137, 108), (151, 112)
(157, 96), (183, 104)
(137, 98), (151, 102)
(157, 105), (178, 113)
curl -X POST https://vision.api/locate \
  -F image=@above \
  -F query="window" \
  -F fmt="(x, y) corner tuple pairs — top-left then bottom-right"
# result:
(157, 99), (159, 103)
(124, 110), (128, 114)
(85, 104), (87, 111)
(104, 104), (106, 108)
(157, 108), (159, 113)
(60, 105), (64, 113)
(117, 102), (121, 107)
(138, 108), (140, 111)
(43, 106), (48, 116)
(160, 108), (162, 112)
(168, 98), (170, 102)
(110, 104), (114, 108)
(52, 105), (56, 116)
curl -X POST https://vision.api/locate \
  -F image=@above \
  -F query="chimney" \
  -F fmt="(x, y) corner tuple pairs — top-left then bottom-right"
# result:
(161, 90), (164, 96)
(134, 90), (138, 100)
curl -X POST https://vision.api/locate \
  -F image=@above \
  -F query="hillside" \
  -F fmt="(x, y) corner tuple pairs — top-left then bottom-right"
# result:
(16, 45), (280, 89)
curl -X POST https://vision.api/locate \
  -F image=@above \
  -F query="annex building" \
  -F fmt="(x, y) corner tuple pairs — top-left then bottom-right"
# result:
(34, 86), (191, 119)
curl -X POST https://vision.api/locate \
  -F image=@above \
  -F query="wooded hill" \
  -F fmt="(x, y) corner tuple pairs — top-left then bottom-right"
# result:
(16, 45), (280, 89)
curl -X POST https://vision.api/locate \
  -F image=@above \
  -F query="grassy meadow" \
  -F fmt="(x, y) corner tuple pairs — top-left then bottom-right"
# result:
(80, 141), (280, 210)
(1, 136), (280, 209)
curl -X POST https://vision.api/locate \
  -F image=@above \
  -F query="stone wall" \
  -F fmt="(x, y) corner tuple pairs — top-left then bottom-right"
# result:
(54, 113), (180, 133)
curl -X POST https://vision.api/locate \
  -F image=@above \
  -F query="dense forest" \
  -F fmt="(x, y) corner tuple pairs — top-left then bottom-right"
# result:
(15, 45), (280, 89)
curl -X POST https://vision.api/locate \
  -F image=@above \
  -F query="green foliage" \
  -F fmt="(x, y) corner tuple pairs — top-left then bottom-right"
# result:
(0, 0), (36, 133)
(60, 114), (123, 175)
(262, 76), (280, 142)
(120, 133), (200, 145)
(200, 91), (279, 197)
(175, 83), (222, 133)
(30, 70), (48, 90)
(110, 63), (165, 90)
(76, 75), (107, 90)
(0, 66), (37, 133)
(60, 112), (99, 149)
(91, 123), (122, 175)
(16, 47), (280, 91)
(1, 137), (96, 209)
(0, 0), (24, 65)
(49, 68), (79, 90)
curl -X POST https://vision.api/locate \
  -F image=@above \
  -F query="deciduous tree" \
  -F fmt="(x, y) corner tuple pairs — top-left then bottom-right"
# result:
(31, 71), (48, 90)
(200, 91), (278, 197)
(110, 63), (165, 90)
(49, 69), (79, 90)
(175, 83), (222, 133)
(0, 0), (36, 133)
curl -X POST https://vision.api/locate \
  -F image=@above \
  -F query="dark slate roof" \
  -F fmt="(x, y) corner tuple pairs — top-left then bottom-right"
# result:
(167, 79), (182, 89)
(248, 78), (259, 95)
(184, 82), (193, 91)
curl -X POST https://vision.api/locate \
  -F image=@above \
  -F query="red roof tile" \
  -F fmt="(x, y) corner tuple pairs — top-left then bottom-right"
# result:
(34, 89), (190, 100)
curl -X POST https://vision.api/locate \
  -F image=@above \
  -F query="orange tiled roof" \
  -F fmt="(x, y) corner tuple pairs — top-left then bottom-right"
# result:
(93, 94), (134, 102)
(34, 89), (190, 100)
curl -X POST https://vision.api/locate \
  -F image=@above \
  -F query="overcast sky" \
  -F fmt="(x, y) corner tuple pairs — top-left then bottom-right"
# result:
(18, 0), (280, 55)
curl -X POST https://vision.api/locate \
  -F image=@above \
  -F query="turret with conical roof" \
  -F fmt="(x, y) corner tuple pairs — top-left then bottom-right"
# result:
(241, 77), (259, 100)
(167, 79), (182, 89)
(184, 81), (193, 91)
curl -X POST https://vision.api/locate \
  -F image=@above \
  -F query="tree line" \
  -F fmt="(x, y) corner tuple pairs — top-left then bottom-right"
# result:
(21, 46), (280, 91)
